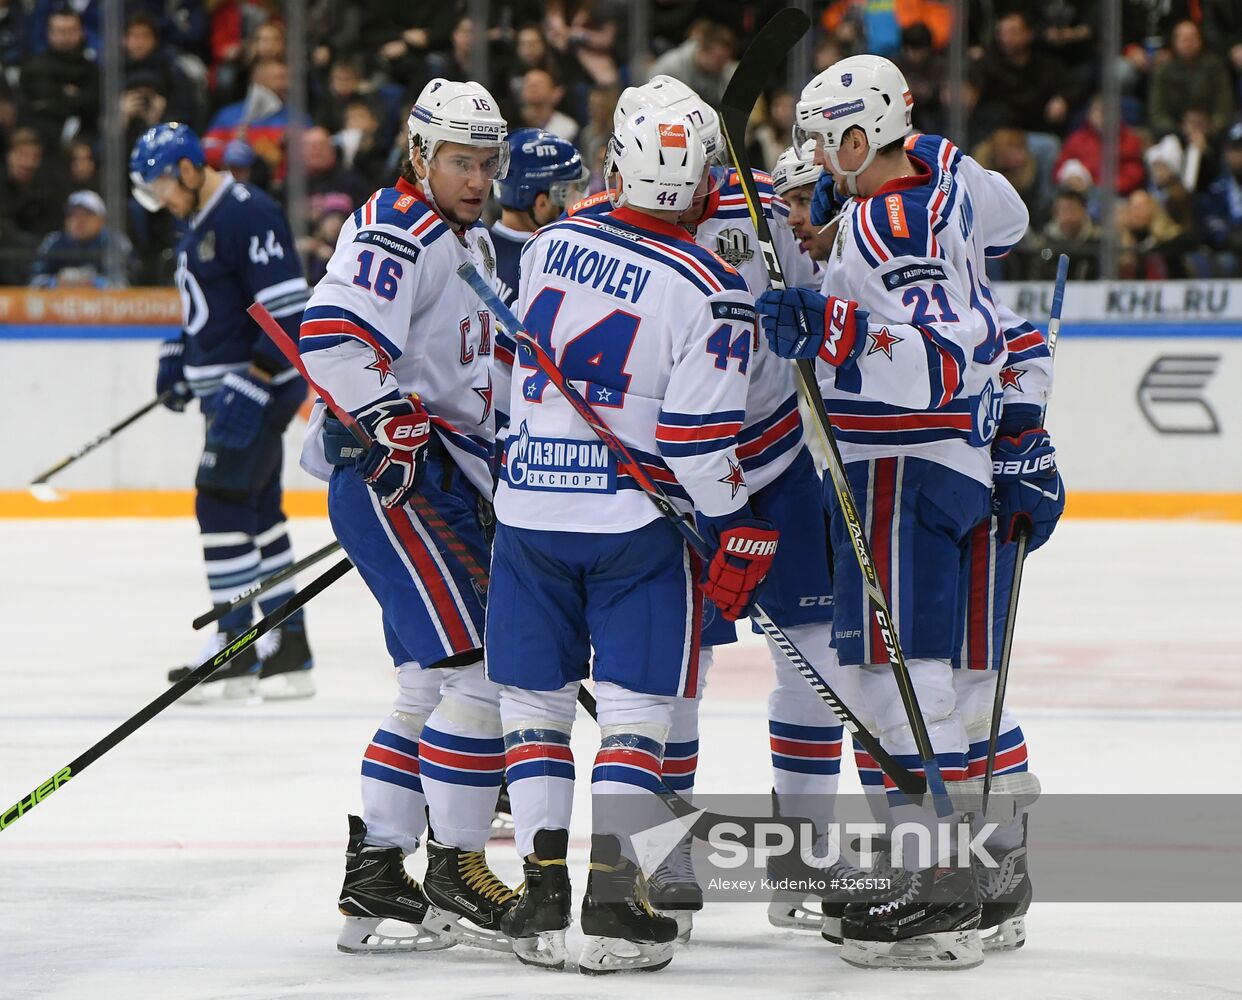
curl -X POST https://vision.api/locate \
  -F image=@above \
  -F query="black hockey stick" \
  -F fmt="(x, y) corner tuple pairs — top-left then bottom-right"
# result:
(192, 539), (343, 629)
(717, 7), (950, 814)
(982, 253), (1068, 811)
(0, 556), (354, 832)
(457, 260), (925, 801)
(28, 391), (173, 501)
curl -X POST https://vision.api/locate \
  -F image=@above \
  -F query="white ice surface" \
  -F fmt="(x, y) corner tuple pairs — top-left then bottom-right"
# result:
(1, 518), (1240, 999)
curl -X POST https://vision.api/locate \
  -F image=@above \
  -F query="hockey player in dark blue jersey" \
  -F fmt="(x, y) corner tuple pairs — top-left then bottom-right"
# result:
(130, 122), (314, 702)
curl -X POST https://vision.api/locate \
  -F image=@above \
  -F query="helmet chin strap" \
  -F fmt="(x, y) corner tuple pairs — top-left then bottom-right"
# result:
(825, 143), (877, 197)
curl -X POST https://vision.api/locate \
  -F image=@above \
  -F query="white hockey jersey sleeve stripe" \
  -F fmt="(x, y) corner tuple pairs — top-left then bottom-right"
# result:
(655, 407), (746, 457)
(300, 304), (405, 362)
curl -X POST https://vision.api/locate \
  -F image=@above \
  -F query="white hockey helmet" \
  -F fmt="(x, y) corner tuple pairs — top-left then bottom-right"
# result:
(605, 109), (706, 213)
(614, 74), (724, 164)
(793, 55), (912, 194)
(407, 78), (509, 178)
(771, 141), (823, 197)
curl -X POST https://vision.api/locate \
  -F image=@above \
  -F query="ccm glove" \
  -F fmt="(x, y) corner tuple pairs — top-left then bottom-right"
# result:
(701, 518), (780, 621)
(210, 370), (272, 449)
(756, 287), (868, 366)
(991, 429), (1065, 552)
(156, 339), (192, 412)
(356, 395), (432, 509)
(810, 171), (844, 227)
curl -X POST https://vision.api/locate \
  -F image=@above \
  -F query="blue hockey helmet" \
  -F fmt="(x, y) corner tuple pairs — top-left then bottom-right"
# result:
(494, 129), (589, 211)
(129, 122), (206, 212)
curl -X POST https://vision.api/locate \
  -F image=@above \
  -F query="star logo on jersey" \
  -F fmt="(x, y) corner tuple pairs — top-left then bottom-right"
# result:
(594, 386), (613, 403)
(472, 372), (493, 421)
(866, 326), (902, 359)
(718, 459), (746, 499)
(364, 347), (394, 385)
(999, 366), (1026, 391)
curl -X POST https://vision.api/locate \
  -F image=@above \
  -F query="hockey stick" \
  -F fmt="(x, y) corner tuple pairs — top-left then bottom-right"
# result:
(982, 253), (1068, 811)
(246, 303), (491, 592)
(0, 556), (353, 833)
(192, 539), (342, 629)
(717, 7), (950, 815)
(457, 260), (925, 800)
(28, 390), (173, 501)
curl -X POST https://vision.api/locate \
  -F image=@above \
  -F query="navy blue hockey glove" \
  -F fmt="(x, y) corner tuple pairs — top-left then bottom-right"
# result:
(156, 339), (192, 412)
(356, 395), (432, 509)
(701, 517), (780, 621)
(992, 429), (1065, 552)
(209, 370), (276, 450)
(757, 287), (869, 366)
(810, 171), (844, 227)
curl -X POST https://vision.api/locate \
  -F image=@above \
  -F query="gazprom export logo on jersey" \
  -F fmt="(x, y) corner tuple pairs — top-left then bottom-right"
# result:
(505, 420), (616, 493)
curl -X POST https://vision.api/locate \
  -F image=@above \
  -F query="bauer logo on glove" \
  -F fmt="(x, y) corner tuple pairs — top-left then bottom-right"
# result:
(356, 395), (433, 509)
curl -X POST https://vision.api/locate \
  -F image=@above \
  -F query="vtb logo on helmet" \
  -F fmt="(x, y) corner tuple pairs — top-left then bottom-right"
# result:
(495, 127), (590, 211)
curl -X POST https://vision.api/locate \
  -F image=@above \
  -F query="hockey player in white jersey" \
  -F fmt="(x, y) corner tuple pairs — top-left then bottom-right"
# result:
(567, 76), (862, 942)
(758, 54), (1058, 970)
(486, 109), (776, 974)
(298, 78), (517, 954)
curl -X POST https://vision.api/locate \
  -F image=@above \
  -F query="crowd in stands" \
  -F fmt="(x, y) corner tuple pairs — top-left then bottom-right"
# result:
(2, 0), (1242, 288)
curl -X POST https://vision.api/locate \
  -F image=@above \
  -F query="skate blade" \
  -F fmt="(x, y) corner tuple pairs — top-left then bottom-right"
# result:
(820, 915), (843, 944)
(258, 670), (316, 700)
(180, 676), (261, 706)
(767, 894), (826, 932)
(841, 929), (984, 970)
(512, 929), (568, 970)
(421, 905), (513, 953)
(578, 936), (674, 975)
(982, 915), (1026, 953)
(336, 916), (456, 954)
(488, 816), (515, 841)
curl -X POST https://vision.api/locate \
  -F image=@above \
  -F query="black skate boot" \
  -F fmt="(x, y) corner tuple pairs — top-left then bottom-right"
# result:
(978, 816), (1032, 952)
(646, 831), (701, 943)
(336, 814), (453, 954)
(840, 862), (984, 970)
(421, 827), (518, 952)
(503, 828), (572, 969)
(489, 779), (514, 840)
(168, 629), (260, 704)
(579, 834), (678, 975)
(257, 620), (315, 700)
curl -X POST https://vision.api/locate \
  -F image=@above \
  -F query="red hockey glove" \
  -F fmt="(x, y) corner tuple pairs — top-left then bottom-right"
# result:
(357, 394), (432, 509)
(701, 518), (780, 621)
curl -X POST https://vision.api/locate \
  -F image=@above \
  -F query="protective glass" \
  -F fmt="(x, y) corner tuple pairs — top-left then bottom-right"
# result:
(130, 170), (178, 213)
(431, 143), (510, 183)
(547, 166), (591, 208)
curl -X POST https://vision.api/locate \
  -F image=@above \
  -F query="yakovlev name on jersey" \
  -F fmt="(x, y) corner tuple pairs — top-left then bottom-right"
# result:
(505, 421), (616, 492)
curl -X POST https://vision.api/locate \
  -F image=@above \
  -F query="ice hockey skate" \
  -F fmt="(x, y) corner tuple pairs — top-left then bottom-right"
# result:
(335, 815), (453, 954)
(168, 629), (261, 704)
(489, 780), (514, 840)
(840, 862), (984, 970)
(256, 621), (316, 700)
(502, 828), (572, 969)
(421, 827), (517, 952)
(645, 832), (701, 943)
(977, 817), (1032, 952)
(578, 834), (678, 975)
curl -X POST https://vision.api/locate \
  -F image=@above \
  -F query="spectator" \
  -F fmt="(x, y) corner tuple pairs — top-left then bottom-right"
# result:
(519, 68), (579, 143)
(1021, 187), (1101, 280)
(649, 20), (737, 108)
(317, 55), (366, 134)
(204, 58), (309, 176)
(120, 69), (170, 152)
(213, 15), (287, 109)
(897, 22), (947, 136)
(337, 96), (390, 189)
(29, 189), (132, 288)
(298, 193), (352, 287)
(221, 138), (271, 192)
(19, 7), (100, 145)
(820, 0), (953, 57)
(1179, 106), (1222, 191)
(122, 12), (200, 127)
(1144, 134), (1197, 231)
(543, 0), (620, 88)
(1054, 94), (1147, 196)
(0, 127), (64, 242)
(1198, 121), (1242, 276)
(425, 14), (474, 84)
(66, 138), (97, 191)
(1148, 20), (1235, 139)
(498, 22), (571, 116)
(1118, 188), (1194, 279)
(0, 0), (26, 80)
(973, 127), (1055, 229)
(1202, 1), (1242, 103)
(750, 89), (796, 174)
(970, 11), (1078, 138)
(571, 84), (618, 191)
(303, 126), (368, 212)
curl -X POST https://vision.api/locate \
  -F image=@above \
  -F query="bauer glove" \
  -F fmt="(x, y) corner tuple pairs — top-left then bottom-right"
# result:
(356, 394), (432, 509)
(991, 428), (1065, 552)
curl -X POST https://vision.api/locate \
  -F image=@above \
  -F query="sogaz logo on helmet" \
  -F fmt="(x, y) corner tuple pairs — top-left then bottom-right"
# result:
(823, 99), (865, 120)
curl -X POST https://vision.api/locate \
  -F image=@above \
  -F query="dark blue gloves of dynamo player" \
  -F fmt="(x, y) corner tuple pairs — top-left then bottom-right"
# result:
(992, 428), (1065, 552)
(355, 395), (432, 510)
(209, 369), (305, 450)
(756, 286), (869, 367)
(156, 339), (192, 412)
